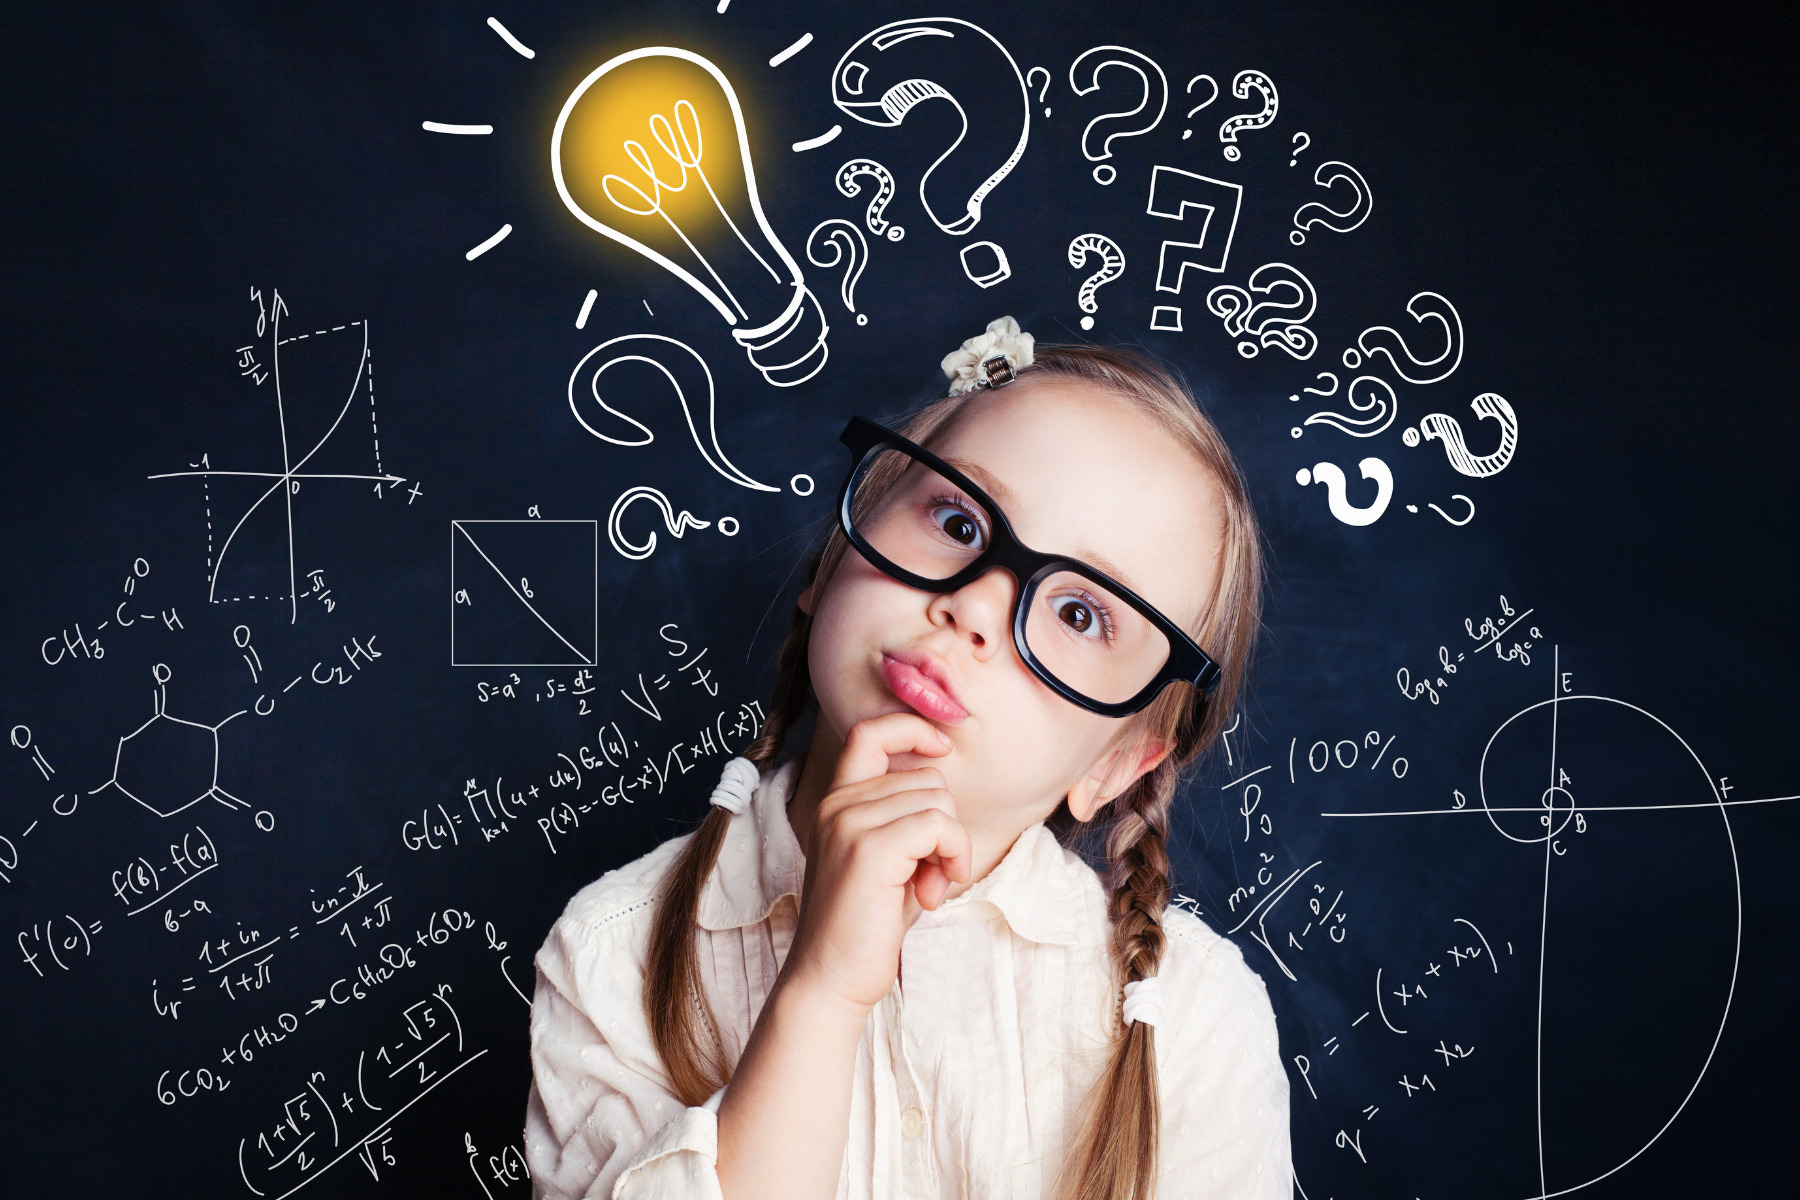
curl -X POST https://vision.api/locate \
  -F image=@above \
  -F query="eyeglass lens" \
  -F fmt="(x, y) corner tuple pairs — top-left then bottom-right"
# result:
(850, 449), (1173, 706)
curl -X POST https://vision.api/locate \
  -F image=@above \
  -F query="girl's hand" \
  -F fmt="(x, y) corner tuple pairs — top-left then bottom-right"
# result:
(783, 713), (974, 1015)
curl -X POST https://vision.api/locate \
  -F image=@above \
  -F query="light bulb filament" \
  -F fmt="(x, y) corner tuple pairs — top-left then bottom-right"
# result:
(600, 99), (781, 321)
(660, 101), (783, 291)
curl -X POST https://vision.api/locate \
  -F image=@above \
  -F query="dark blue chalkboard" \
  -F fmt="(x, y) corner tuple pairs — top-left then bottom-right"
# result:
(2, 1), (1794, 1196)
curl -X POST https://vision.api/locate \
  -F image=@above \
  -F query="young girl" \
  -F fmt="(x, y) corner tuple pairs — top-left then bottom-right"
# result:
(525, 318), (1289, 1200)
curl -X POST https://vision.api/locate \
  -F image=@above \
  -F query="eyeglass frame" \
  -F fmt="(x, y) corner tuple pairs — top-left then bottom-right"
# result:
(834, 415), (1222, 718)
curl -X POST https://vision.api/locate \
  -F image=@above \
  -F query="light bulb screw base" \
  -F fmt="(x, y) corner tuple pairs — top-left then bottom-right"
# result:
(733, 285), (830, 388)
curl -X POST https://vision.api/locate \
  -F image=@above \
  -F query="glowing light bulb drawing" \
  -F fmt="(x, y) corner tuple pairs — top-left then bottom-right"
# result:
(552, 47), (830, 388)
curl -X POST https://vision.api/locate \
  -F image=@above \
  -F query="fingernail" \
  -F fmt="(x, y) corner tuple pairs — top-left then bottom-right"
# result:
(934, 728), (953, 748)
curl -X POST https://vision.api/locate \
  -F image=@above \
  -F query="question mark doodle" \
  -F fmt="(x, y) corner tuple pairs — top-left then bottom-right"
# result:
(608, 486), (739, 561)
(1343, 291), (1463, 384)
(1146, 164), (1245, 312)
(568, 335), (777, 492)
(1296, 458), (1394, 527)
(836, 159), (904, 241)
(1067, 234), (1126, 330)
(1218, 70), (1278, 161)
(1292, 376), (1398, 439)
(1402, 393), (1519, 477)
(806, 219), (870, 326)
(1179, 74), (1219, 139)
(1026, 66), (1052, 116)
(1068, 45), (1169, 185)
(832, 18), (1029, 235)
(1406, 495), (1477, 525)
(1289, 131), (1310, 166)
(1291, 159), (1373, 245)
(1205, 262), (1317, 359)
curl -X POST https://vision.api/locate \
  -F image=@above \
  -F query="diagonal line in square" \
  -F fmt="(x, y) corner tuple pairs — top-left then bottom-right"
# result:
(452, 522), (594, 665)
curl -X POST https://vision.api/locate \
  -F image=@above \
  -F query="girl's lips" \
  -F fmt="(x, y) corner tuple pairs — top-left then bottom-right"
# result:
(880, 654), (970, 724)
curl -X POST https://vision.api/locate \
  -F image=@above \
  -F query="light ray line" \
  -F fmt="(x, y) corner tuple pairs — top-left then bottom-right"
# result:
(792, 126), (841, 152)
(465, 224), (513, 261)
(421, 122), (493, 135)
(576, 289), (598, 329)
(769, 33), (813, 67)
(486, 17), (535, 59)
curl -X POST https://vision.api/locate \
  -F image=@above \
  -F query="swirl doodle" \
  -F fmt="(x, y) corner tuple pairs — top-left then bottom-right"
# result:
(1298, 376), (1399, 439)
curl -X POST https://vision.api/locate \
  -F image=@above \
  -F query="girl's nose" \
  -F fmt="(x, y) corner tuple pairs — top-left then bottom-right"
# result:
(927, 567), (1016, 660)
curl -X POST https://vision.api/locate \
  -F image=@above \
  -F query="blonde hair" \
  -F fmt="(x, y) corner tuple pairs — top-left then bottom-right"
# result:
(643, 343), (1265, 1200)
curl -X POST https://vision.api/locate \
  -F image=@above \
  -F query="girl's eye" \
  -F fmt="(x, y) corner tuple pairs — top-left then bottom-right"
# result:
(1050, 593), (1113, 643)
(929, 503), (985, 550)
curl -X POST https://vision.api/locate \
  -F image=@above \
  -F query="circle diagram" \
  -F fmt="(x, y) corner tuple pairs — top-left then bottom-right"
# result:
(1478, 694), (1740, 1199)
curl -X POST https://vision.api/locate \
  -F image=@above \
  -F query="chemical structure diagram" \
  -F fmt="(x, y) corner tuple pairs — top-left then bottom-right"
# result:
(89, 664), (250, 819)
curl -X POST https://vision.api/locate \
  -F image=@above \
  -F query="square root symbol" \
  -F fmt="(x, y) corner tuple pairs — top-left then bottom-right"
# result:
(451, 520), (599, 667)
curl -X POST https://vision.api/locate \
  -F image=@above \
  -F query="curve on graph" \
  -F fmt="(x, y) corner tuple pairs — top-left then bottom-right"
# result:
(209, 321), (371, 604)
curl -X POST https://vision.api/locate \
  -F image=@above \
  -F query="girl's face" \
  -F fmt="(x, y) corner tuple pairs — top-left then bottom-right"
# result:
(802, 378), (1227, 836)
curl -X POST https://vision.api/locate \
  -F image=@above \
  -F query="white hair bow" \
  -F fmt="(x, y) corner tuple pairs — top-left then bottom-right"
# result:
(708, 756), (761, 815)
(941, 315), (1036, 397)
(1121, 976), (1165, 1029)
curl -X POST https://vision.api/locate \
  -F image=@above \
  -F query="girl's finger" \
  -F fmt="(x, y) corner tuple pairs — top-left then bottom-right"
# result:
(815, 768), (951, 831)
(822, 785), (960, 846)
(872, 808), (974, 894)
(912, 858), (950, 910)
(825, 765), (947, 807)
(830, 713), (952, 790)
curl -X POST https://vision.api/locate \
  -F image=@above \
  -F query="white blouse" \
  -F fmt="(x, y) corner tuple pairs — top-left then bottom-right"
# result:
(525, 759), (1291, 1200)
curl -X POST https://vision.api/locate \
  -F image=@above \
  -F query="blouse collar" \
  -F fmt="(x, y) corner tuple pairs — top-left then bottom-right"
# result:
(695, 757), (1110, 948)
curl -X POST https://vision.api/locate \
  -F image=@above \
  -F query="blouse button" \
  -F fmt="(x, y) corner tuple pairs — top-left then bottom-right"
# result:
(900, 1107), (925, 1138)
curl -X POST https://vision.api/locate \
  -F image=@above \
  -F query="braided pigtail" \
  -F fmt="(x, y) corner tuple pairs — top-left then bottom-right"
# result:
(643, 573), (817, 1106)
(638, 389), (967, 1108)
(1050, 734), (1182, 1200)
(1009, 341), (1262, 1200)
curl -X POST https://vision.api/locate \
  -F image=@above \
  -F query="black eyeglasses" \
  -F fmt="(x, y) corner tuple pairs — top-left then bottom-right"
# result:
(835, 416), (1222, 717)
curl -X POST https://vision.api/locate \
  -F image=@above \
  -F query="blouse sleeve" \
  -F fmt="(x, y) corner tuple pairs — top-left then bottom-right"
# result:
(525, 904), (729, 1200)
(1155, 932), (1293, 1199)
